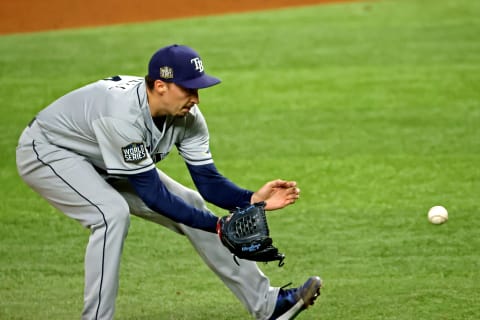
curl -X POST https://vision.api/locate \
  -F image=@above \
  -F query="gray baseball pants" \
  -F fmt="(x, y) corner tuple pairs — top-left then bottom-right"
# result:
(16, 122), (279, 320)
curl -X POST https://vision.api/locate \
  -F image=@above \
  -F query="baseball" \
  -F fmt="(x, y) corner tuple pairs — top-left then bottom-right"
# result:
(428, 206), (448, 224)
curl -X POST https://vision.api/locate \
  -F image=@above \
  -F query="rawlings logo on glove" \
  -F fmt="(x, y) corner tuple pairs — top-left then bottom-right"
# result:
(217, 202), (285, 267)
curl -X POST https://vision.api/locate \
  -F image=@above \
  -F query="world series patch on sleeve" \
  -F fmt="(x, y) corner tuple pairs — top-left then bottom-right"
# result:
(217, 202), (285, 267)
(122, 142), (147, 163)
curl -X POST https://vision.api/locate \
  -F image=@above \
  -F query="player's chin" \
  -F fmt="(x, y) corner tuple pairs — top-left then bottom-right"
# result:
(175, 109), (190, 117)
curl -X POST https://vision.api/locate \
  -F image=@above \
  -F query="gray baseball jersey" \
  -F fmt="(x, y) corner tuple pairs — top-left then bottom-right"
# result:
(35, 75), (213, 174)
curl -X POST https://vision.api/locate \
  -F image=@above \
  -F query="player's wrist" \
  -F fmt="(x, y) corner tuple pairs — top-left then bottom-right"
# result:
(250, 192), (263, 204)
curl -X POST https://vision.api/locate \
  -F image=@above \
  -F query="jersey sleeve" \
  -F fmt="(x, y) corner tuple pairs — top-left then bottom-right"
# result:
(187, 163), (253, 210)
(176, 107), (214, 166)
(92, 117), (155, 175)
(128, 168), (218, 233)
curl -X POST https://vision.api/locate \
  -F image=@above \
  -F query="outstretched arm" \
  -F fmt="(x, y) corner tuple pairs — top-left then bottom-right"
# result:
(187, 163), (253, 210)
(187, 164), (299, 211)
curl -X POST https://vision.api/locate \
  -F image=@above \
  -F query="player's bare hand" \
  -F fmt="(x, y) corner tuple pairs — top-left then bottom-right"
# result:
(251, 179), (300, 210)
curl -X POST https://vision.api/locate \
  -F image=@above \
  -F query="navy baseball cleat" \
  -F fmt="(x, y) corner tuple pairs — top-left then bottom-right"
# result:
(269, 276), (322, 320)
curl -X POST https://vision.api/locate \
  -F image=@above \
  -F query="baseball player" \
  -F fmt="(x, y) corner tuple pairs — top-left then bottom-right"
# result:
(16, 44), (322, 320)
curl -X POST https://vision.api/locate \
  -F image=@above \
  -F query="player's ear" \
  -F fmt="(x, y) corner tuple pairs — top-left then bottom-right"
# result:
(154, 80), (168, 94)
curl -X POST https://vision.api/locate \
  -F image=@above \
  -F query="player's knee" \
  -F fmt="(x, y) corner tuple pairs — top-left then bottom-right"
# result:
(104, 197), (131, 232)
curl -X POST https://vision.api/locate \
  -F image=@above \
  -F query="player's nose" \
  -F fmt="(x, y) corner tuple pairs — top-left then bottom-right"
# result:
(190, 92), (199, 105)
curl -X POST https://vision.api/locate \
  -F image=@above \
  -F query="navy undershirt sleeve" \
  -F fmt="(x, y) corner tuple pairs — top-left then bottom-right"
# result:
(127, 168), (218, 233)
(186, 163), (253, 210)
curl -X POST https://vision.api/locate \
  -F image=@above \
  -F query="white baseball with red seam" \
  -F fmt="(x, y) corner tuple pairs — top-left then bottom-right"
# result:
(428, 206), (448, 224)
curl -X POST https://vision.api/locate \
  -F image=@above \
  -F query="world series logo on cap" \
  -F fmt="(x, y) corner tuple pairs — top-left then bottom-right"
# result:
(159, 66), (173, 79)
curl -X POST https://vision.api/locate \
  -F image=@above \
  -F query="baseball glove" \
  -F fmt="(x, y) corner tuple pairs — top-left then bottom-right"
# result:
(217, 202), (285, 267)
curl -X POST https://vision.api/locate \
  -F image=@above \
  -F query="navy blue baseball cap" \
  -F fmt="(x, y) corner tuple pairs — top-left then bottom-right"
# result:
(148, 44), (221, 89)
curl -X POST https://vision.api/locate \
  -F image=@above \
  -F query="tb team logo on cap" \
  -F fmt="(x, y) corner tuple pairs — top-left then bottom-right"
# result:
(190, 57), (204, 73)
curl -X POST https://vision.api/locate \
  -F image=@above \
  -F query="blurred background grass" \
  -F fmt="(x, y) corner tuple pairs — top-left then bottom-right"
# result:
(1, 0), (479, 319)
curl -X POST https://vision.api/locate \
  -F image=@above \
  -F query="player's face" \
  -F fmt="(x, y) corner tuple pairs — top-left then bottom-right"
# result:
(163, 83), (199, 117)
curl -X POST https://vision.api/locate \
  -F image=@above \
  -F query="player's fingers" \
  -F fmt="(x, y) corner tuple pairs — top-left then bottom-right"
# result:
(284, 186), (300, 197)
(288, 192), (300, 201)
(269, 179), (296, 188)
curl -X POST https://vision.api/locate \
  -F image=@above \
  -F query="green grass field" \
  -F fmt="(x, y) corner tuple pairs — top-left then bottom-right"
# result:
(1, 0), (479, 319)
